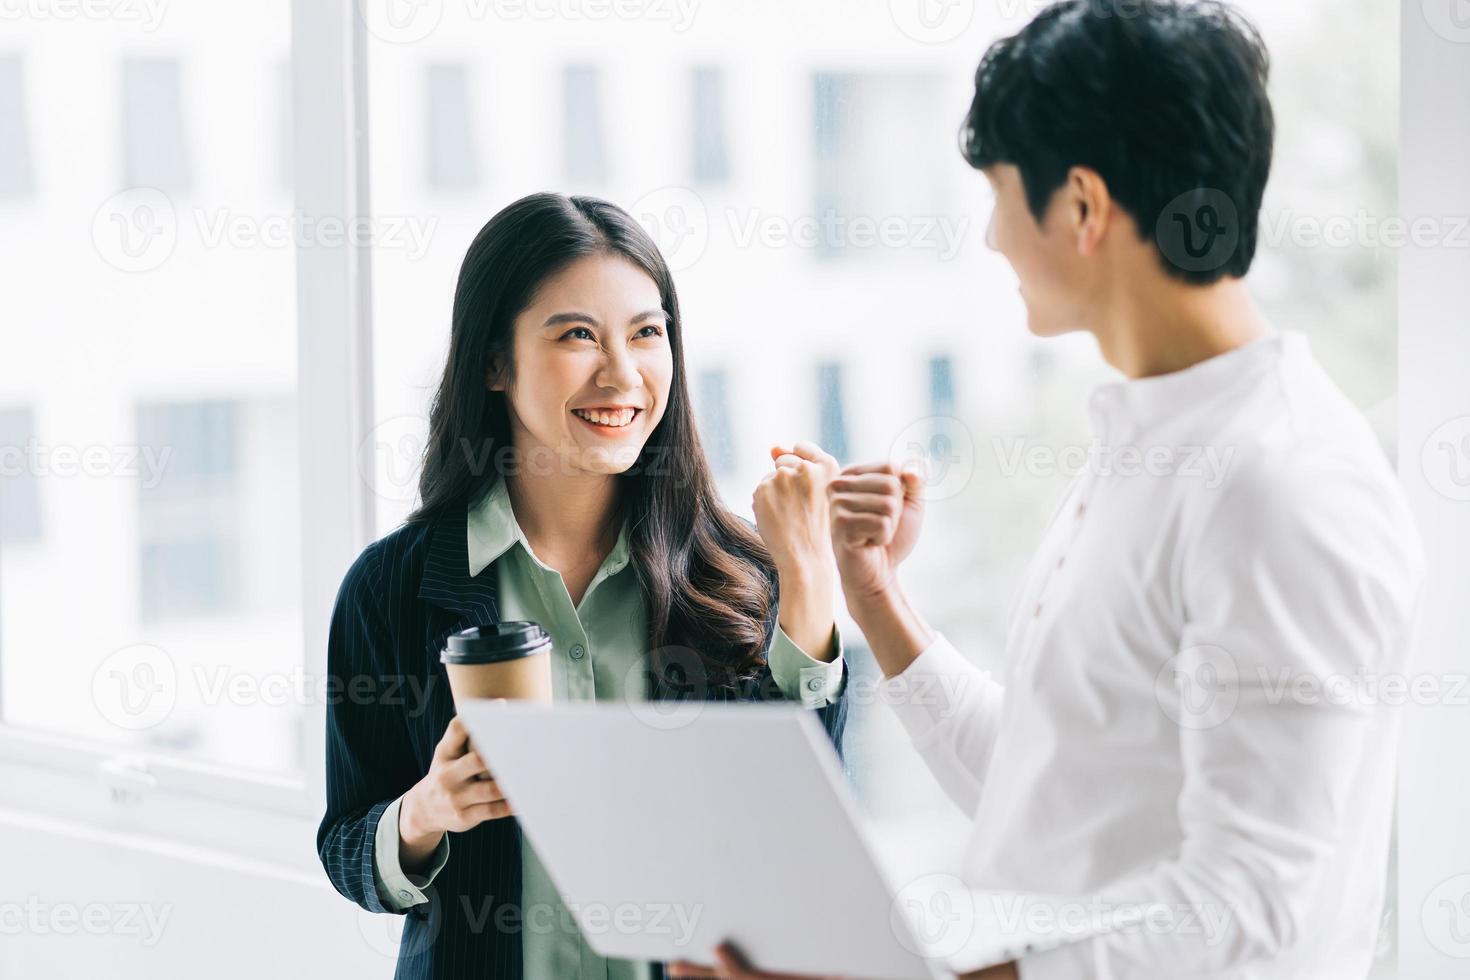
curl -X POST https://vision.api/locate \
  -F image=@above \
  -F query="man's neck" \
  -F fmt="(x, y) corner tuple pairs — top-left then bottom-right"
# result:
(1092, 276), (1268, 380)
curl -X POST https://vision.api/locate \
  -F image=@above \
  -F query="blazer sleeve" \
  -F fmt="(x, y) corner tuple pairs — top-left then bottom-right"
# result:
(758, 566), (851, 763)
(315, 542), (422, 914)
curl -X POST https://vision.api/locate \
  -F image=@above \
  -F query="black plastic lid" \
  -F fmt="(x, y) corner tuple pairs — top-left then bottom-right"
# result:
(441, 621), (552, 665)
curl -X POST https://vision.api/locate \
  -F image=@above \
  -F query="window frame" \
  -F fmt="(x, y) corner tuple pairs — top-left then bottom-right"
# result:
(0, 0), (375, 871)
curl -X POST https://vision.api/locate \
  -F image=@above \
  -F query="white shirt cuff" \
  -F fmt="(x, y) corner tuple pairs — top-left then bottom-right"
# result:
(373, 794), (450, 911)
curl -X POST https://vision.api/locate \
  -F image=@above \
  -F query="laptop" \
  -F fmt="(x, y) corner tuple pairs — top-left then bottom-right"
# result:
(458, 700), (1122, 978)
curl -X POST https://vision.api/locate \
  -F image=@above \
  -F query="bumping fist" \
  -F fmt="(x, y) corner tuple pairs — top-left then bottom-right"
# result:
(751, 441), (840, 575)
(751, 441), (841, 660)
(826, 461), (926, 605)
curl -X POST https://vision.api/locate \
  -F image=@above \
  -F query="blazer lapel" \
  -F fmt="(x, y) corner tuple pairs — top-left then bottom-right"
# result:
(418, 505), (502, 661)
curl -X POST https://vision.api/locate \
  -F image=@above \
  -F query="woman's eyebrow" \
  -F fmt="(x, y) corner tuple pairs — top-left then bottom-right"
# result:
(543, 311), (600, 328)
(629, 309), (668, 324)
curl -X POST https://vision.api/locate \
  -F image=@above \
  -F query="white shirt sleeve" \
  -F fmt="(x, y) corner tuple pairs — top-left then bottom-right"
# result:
(1013, 453), (1423, 979)
(879, 633), (1007, 816)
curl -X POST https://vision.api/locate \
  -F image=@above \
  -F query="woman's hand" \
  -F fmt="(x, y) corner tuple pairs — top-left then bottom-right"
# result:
(827, 462), (926, 611)
(398, 715), (513, 872)
(752, 441), (840, 661)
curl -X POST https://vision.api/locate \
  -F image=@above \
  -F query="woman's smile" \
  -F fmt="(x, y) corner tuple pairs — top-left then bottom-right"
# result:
(570, 405), (644, 432)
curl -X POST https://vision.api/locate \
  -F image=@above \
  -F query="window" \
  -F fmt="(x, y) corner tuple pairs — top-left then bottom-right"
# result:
(0, 54), (33, 198)
(817, 362), (850, 465)
(0, 408), (42, 544)
(427, 62), (478, 190)
(0, 10), (302, 779)
(136, 400), (241, 621)
(124, 58), (191, 192)
(695, 369), (736, 476)
(811, 71), (951, 261)
(692, 66), (730, 185)
(563, 65), (607, 185)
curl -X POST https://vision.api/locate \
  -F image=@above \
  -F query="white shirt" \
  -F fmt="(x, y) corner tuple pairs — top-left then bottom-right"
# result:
(884, 332), (1424, 979)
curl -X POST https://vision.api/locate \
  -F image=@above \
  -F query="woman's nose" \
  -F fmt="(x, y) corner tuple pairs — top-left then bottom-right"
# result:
(596, 345), (643, 392)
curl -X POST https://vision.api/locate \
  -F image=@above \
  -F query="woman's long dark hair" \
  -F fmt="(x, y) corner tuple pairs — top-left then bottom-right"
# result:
(407, 192), (775, 684)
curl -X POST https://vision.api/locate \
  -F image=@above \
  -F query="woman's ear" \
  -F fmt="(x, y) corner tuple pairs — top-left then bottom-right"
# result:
(486, 352), (508, 392)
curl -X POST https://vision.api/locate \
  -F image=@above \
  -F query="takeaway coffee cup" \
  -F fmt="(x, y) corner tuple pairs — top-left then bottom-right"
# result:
(440, 621), (554, 706)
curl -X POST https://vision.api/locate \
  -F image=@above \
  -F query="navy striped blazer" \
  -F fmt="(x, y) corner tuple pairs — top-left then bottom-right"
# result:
(317, 505), (850, 979)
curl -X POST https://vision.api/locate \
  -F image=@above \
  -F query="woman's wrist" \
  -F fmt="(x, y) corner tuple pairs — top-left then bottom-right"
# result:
(776, 565), (837, 661)
(397, 785), (444, 873)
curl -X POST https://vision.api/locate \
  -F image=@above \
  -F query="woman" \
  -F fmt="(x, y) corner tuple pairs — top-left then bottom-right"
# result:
(317, 192), (849, 980)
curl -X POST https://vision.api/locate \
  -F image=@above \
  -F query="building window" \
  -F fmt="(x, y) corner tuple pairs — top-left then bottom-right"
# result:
(136, 400), (240, 621)
(563, 65), (607, 184)
(811, 71), (949, 262)
(817, 363), (849, 464)
(124, 58), (191, 192)
(427, 63), (479, 190)
(0, 408), (42, 544)
(929, 355), (955, 416)
(695, 368), (736, 476)
(0, 55), (33, 198)
(692, 66), (730, 185)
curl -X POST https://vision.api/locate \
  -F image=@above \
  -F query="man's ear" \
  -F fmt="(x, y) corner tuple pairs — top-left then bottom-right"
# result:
(486, 352), (508, 392)
(1066, 166), (1111, 257)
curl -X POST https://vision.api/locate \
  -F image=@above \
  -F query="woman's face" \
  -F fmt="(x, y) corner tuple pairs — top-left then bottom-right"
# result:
(492, 253), (674, 477)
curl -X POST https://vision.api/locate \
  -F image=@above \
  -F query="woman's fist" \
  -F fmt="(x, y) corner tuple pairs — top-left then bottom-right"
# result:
(752, 441), (840, 660)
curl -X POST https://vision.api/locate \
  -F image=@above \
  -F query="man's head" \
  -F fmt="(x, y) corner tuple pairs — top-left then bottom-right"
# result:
(963, 0), (1274, 336)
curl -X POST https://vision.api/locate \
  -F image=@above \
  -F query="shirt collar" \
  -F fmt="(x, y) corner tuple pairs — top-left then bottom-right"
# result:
(466, 478), (632, 579)
(1087, 329), (1302, 445)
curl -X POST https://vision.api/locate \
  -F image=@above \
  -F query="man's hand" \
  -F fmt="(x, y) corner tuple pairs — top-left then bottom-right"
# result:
(668, 941), (1016, 979)
(668, 941), (846, 979)
(827, 461), (925, 609)
(752, 441), (840, 660)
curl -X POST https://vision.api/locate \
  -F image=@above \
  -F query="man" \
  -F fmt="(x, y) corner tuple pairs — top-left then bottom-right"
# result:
(676, 1), (1423, 977)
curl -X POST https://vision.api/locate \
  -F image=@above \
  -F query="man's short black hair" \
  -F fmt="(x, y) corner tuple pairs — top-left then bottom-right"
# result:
(962, 0), (1274, 285)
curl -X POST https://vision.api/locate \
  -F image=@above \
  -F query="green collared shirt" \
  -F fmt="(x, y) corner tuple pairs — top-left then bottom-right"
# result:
(373, 480), (845, 979)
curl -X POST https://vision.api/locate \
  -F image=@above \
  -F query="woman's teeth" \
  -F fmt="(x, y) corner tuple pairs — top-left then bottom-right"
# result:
(572, 408), (638, 428)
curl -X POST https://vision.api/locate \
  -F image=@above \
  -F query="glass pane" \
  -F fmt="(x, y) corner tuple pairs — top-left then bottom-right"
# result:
(0, 5), (302, 775)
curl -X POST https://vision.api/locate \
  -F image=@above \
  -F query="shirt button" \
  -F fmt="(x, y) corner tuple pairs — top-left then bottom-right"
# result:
(805, 677), (823, 693)
(1075, 502), (1086, 520)
(569, 644), (586, 661)
(398, 890), (412, 901)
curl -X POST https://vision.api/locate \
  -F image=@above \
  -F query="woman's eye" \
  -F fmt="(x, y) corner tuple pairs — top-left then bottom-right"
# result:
(561, 327), (595, 341)
(635, 324), (665, 339)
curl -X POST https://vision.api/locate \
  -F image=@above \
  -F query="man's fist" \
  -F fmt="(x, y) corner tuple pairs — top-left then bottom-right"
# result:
(826, 461), (925, 607)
